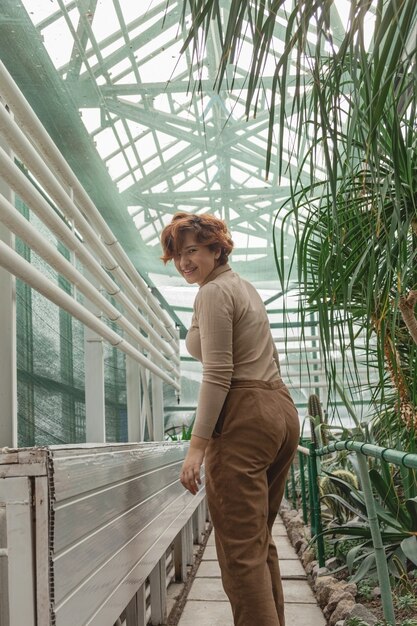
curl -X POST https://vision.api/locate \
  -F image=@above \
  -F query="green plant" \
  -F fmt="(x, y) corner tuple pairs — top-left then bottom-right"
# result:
(356, 577), (376, 601)
(165, 420), (194, 441)
(173, 0), (417, 451)
(308, 393), (328, 447)
(333, 537), (363, 562)
(395, 593), (417, 611)
(315, 464), (417, 582)
(320, 469), (358, 523)
(312, 536), (333, 562)
(344, 618), (369, 626)
(278, 6), (417, 449)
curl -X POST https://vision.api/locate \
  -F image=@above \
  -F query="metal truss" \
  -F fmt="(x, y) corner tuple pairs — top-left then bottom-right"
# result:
(0, 0), (331, 321)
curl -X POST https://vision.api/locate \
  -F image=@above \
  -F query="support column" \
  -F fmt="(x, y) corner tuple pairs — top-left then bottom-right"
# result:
(149, 556), (167, 626)
(136, 584), (147, 626)
(151, 373), (164, 441)
(84, 273), (105, 442)
(173, 528), (187, 582)
(0, 103), (17, 448)
(127, 352), (141, 442)
(85, 326), (105, 442)
(0, 478), (36, 625)
(125, 584), (146, 626)
(197, 501), (206, 543)
(141, 368), (152, 440)
(185, 519), (194, 565)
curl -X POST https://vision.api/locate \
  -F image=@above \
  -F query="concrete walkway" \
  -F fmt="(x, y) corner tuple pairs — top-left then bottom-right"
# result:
(177, 516), (326, 626)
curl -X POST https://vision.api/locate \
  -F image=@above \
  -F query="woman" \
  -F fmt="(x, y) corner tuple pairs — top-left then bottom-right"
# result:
(160, 212), (300, 626)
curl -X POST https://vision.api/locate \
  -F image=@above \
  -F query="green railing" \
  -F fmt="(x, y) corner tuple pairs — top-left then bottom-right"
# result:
(286, 438), (417, 626)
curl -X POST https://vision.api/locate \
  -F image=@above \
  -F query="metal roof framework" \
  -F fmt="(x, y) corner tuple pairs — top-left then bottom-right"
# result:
(0, 0), (346, 327)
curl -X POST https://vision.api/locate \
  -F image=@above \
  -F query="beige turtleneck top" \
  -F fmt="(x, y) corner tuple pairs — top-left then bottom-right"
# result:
(186, 264), (281, 439)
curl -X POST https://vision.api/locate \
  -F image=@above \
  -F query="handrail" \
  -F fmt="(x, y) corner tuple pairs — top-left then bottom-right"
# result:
(0, 241), (179, 389)
(292, 438), (417, 625)
(0, 143), (179, 366)
(0, 62), (183, 395)
(0, 101), (177, 351)
(317, 440), (417, 468)
(298, 438), (417, 467)
(0, 189), (179, 376)
(0, 60), (177, 343)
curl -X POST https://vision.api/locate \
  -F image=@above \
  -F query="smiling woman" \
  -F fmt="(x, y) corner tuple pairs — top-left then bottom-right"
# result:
(160, 211), (300, 626)
(173, 232), (220, 285)
(160, 212), (233, 271)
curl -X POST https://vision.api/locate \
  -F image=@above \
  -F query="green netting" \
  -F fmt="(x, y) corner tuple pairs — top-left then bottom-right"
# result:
(104, 339), (128, 443)
(15, 196), (128, 446)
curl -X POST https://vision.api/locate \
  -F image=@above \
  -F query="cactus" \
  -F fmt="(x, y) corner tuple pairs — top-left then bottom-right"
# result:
(308, 393), (328, 446)
(308, 393), (322, 420)
(319, 469), (358, 523)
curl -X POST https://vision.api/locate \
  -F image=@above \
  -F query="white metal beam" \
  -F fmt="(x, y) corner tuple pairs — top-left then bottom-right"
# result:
(0, 110), (17, 448)
(84, 271), (105, 443)
(0, 240), (180, 388)
(151, 373), (164, 441)
(127, 352), (142, 442)
(84, 327), (106, 443)
(0, 477), (36, 625)
(0, 62), (178, 343)
(0, 186), (179, 375)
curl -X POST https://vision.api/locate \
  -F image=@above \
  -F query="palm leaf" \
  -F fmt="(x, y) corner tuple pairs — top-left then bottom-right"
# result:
(319, 492), (369, 523)
(405, 497), (417, 532)
(400, 535), (417, 566)
(350, 552), (377, 583)
(177, 1), (417, 446)
(369, 468), (411, 528)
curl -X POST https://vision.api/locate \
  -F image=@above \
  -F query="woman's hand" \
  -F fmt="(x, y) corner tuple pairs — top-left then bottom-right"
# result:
(180, 435), (209, 495)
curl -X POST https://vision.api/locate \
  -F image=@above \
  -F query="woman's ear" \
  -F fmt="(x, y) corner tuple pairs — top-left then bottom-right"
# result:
(215, 247), (222, 260)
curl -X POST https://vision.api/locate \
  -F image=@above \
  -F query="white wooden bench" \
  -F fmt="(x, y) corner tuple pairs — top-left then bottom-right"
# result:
(0, 442), (207, 626)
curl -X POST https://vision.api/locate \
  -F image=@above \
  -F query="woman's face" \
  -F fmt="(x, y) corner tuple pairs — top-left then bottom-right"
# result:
(174, 232), (220, 286)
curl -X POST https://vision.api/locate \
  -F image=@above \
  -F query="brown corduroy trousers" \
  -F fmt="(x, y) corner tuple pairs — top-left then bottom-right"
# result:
(204, 379), (300, 626)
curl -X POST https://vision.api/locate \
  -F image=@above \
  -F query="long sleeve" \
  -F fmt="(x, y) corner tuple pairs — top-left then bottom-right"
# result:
(191, 282), (234, 439)
(185, 266), (281, 439)
(272, 338), (281, 375)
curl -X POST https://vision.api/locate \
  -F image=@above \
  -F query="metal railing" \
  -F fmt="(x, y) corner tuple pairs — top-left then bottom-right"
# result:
(287, 437), (417, 626)
(0, 60), (181, 446)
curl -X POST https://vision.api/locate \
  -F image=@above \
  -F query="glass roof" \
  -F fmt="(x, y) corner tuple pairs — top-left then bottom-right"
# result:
(2, 0), (352, 329)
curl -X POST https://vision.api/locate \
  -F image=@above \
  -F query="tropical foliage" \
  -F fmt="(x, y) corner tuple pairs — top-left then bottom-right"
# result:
(319, 468), (358, 524)
(318, 464), (417, 581)
(173, 0), (417, 449)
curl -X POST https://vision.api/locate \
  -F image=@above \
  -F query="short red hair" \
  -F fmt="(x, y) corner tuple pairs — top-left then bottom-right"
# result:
(160, 212), (234, 265)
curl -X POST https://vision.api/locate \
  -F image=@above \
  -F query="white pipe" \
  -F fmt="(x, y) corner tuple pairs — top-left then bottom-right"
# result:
(100, 237), (176, 336)
(0, 146), (179, 365)
(274, 336), (319, 343)
(0, 191), (179, 378)
(0, 61), (177, 340)
(274, 335), (373, 345)
(281, 359), (374, 373)
(278, 347), (321, 354)
(0, 102), (176, 347)
(283, 371), (328, 378)
(286, 382), (329, 389)
(0, 241), (180, 390)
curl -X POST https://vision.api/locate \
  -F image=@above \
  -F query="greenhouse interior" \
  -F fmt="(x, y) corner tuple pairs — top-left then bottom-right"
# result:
(0, 1), (417, 626)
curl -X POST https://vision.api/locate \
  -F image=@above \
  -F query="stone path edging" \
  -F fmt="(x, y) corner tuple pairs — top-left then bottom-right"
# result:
(280, 500), (379, 626)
